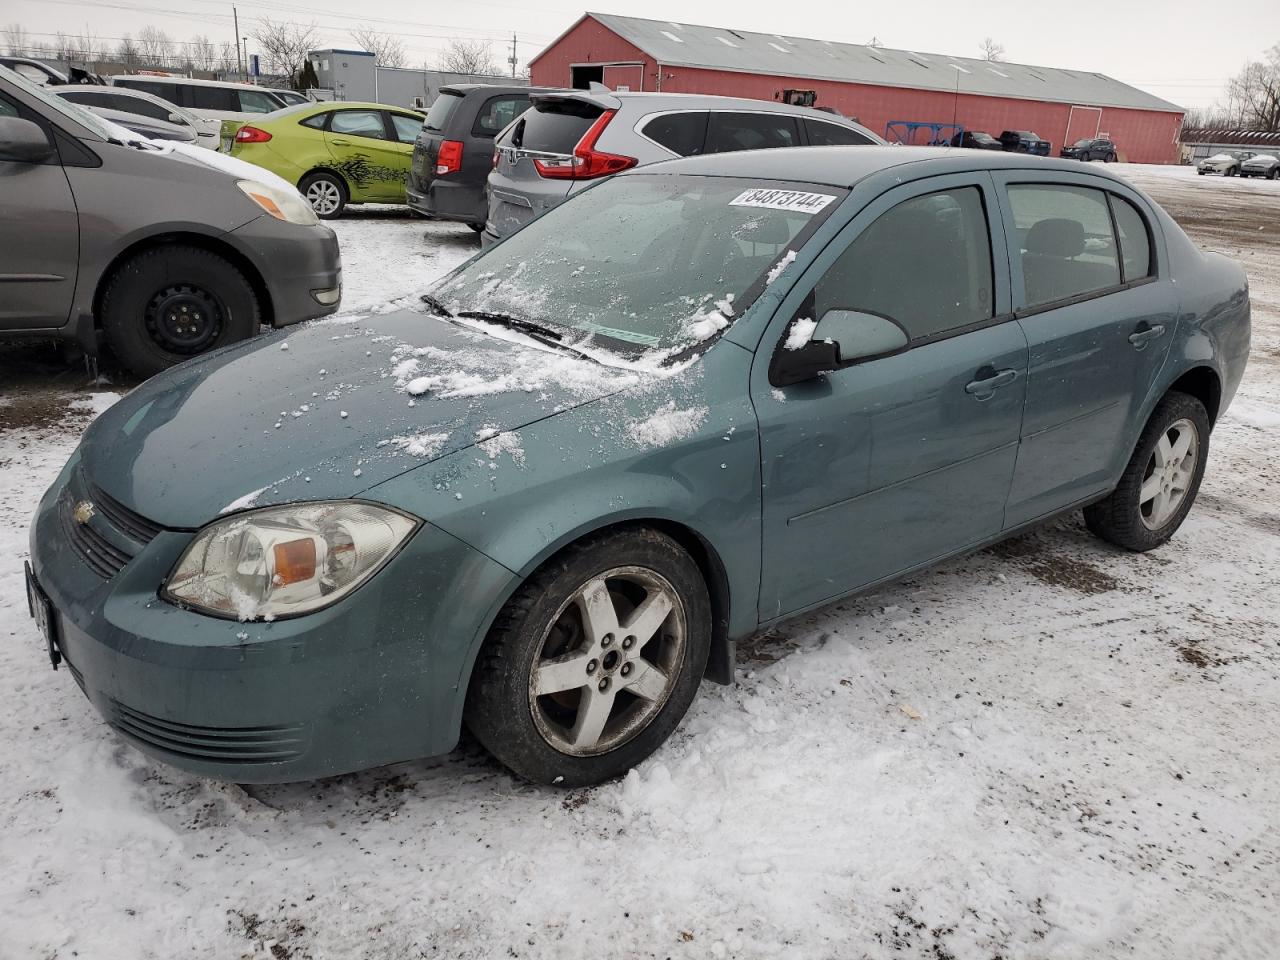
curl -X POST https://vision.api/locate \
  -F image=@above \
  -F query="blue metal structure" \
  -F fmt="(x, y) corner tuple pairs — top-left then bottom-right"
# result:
(885, 120), (964, 146)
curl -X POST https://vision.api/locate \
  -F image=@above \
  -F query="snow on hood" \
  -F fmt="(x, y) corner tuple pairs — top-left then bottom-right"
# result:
(78, 309), (658, 527)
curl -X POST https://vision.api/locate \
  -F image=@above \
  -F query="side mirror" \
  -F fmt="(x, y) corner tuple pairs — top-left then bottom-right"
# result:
(770, 309), (909, 387)
(0, 117), (56, 164)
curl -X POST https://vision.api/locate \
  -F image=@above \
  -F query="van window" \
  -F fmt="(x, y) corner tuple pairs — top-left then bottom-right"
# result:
(1008, 184), (1121, 308)
(641, 111), (707, 156)
(237, 89), (280, 114)
(804, 118), (874, 146)
(704, 112), (800, 154)
(472, 95), (529, 137)
(119, 80), (174, 103)
(424, 91), (463, 131)
(810, 186), (994, 341)
(1110, 195), (1152, 282)
(185, 85), (236, 112)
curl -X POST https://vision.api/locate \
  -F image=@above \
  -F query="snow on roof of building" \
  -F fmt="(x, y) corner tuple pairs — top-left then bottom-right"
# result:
(568, 13), (1182, 114)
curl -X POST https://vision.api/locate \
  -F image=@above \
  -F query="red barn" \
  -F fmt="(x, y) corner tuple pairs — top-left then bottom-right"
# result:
(529, 13), (1184, 163)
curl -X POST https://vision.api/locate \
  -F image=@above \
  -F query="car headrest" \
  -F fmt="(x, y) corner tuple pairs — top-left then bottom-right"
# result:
(1026, 218), (1085, 258)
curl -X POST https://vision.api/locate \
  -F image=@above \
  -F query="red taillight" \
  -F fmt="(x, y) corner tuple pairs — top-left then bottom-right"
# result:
(436, 139), (464, 175)
(532, 110), (636, 180)
(235, 125), (272, 144)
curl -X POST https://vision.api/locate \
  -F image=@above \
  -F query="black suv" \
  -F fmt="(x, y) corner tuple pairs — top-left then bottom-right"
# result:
(407, 84), (560, 233)
(999, 130), (1050, 156)
(1061, 137), (1117, 162)
(950, 129), (1003, 150)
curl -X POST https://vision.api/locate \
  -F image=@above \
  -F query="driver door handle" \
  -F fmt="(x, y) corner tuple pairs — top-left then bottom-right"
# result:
(1128, 322), (1166, 349)
(965, 367), (1018, 397)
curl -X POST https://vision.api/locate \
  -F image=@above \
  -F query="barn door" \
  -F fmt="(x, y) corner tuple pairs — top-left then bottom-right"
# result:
(1064, 106), (1102, 149)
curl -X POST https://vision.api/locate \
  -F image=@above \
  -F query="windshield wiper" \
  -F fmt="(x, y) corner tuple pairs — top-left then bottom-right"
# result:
(456, 310), (563, 341)
(420, 293), (453, 317)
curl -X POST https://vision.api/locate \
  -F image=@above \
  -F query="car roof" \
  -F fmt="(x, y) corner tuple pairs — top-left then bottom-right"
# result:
(630, 145), (1135, 189)
(108, 74), (276, 92)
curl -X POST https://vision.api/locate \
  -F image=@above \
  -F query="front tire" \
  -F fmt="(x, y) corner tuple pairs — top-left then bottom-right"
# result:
(100, 245), (259, 378)
(299, 170), (347, 219)
(465, 527), (712, 787)
(1084, 392), (1210, 551)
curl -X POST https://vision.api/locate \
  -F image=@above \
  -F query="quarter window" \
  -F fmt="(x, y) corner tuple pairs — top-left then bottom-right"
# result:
(642, 111), (708, 156)
(1008, 184), (1121, 308)
(810, 186), (994, 341)
(299, 112), (327, 130)
(391, 113), (424, 143)
(803, 118), (874, 146)
(704, 112), (799, 154)
(329, 110), (385, 138)
(1110, 195), (1153, 282)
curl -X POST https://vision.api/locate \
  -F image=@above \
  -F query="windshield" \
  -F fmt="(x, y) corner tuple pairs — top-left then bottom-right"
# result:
(1073, 138), (1094, 147)
(431, 174), (845, 356)
(0, 64), (122, 140)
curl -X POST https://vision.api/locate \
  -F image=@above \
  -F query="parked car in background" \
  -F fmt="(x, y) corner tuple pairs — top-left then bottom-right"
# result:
(53, 85), (221, 148)
(90, 106), (196, 144)
(950, 129), (1003, 150)
(1239, 153), (1280, 179)
(0, 56), (68, 85)
(227, 101), (426, 218)
(267, 87), (311, 107)
(999, 130), (1051, 155)
(1061, 137), (1117, 162)
(484, 89), (882, 243)
(407, 84), (560, 233)
(0, 65), (341, 377)
(25, 146), (1247, 789)
(1197, 153), (1242, 176)
(108, 75), (287, 130)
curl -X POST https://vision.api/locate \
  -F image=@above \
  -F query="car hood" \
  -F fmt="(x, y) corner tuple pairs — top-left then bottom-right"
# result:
(79, 309), (650, 528)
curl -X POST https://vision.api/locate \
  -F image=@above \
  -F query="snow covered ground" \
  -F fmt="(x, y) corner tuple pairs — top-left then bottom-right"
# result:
(2, 172), (1278, 960)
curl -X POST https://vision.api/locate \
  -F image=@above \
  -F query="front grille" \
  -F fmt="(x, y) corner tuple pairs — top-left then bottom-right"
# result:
(108, 700), (306, 764)
(86, 479), (163, 544)
(59, 492), (133, 578)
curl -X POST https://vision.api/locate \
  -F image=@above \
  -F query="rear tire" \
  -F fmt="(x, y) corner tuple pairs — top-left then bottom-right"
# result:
(299, 170), (347, 219)
(467, 222), (484, 234)
(1083, 392), (1209, 552)
(100, 245), (259, 379)
(465, 527), (712, 787)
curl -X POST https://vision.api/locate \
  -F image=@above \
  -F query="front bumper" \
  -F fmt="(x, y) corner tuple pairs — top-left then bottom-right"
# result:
(27, 464), (517, 783)
(226, 215), (343, 328)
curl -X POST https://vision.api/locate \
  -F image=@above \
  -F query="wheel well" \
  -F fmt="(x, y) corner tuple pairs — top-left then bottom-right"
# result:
(300, 167), (349, 196)
(1168, 367), (1222, 425)
(93, 233), (274, 329)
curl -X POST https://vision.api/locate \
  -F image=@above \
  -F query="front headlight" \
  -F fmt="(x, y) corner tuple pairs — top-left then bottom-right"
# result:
(163, 501), (418, 620)
(236, 179), (319, 226)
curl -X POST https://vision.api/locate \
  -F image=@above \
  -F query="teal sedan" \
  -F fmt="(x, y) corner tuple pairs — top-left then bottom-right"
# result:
(26, 147), (1250, 787)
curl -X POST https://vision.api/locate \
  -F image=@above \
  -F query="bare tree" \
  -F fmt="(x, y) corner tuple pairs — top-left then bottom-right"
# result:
(137, 25), (175, 68)
(251, 18), (318, 83)
(216, 40), (240, 75)
(980, 37), (1004, 62)
(190, 34), (217, 72)
(1225, 43), (1280, 131)
(350, 24), (405, 68)
(116, 34), (140, 68)
(437, 38), (498, 76)
(2, 22), (28, 55)
(71, 30), (104, 64)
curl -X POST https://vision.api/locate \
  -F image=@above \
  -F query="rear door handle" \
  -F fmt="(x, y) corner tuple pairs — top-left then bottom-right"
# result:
(1128, 322), (1166, 349)
(330, 138), (351, 146)
(965, 367), (1019, 397)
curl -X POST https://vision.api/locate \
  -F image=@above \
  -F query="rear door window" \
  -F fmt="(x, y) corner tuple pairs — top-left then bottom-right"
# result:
(390, 113), (424, 143)
(1008, 184), (1121, 308)
(641, 111), (708, 156)
(237, 89), (279, 114)
(330, 110), (387, 139)
(117, 95), (172, 121)
(504, 99), (602, 153)
(472, 95), (529, 137)
(803, 118), (874, 146)
(704, 112), (800, 154)
(423, 91), (463, 131)
(60, 90), (113, 109)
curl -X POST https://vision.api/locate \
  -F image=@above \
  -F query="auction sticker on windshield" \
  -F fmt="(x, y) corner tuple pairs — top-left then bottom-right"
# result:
(730, 189), (836, 214)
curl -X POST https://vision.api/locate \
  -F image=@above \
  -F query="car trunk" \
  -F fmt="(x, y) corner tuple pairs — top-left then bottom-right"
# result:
(408, 89), (465, 197)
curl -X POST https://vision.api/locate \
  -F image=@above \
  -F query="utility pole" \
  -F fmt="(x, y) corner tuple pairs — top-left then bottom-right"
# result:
(508, 33), (517, 78)
(233, 4), (244, 78)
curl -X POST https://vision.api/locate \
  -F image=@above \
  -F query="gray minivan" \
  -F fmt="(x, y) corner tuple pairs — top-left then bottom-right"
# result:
(0, 66), (341, 377)
(484, 90), (883, 244)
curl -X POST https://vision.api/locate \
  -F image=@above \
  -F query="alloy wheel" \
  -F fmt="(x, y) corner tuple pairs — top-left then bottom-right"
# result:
(305, 179), (342, 215)
(528, 566), (687, 757)
(1139, 418), (1199, 530)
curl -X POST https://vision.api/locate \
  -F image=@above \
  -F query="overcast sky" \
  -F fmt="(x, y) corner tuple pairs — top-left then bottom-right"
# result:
(9, 0), (1274, 107)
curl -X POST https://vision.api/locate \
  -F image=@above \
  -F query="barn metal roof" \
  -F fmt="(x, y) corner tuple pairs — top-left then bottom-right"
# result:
(1179, 128), (1280, 146)
(581, 13), (1183, 114)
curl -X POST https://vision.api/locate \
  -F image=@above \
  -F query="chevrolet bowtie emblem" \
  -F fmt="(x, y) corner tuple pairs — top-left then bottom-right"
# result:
(73, 500), (96, 525)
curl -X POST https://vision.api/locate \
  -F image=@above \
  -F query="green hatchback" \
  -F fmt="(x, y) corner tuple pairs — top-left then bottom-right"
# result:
(26, 148), (1249, 787)
(228, 101), (425, 218)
